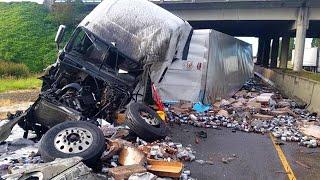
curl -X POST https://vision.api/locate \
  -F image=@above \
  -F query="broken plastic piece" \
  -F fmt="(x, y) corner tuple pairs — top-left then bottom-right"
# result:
(192, 102), (210, 113)
(156, 111), (166, 121)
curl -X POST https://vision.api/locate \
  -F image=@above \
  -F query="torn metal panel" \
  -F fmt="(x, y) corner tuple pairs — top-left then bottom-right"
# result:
(205, 30), (254, 103)
(2, 157), (102, 180)
(52, 162), (106, 180)
(157, 29), (253, 103)
(156, 30), (209, 102)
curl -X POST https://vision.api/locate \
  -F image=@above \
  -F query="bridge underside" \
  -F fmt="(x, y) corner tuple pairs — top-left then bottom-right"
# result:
(189, 20), (320, 38)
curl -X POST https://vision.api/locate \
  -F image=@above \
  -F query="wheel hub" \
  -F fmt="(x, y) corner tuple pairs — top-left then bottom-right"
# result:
(67, 133), (80, 142)
(140, 111), (160, 126)
(54, 127), (93, 154)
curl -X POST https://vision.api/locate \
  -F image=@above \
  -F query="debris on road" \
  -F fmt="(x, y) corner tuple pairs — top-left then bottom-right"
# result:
(295, 160), (311, 169)
(119, 146), (146, 166)
(300, 125), (320, 139)
(165, 78), (320, 148)
(108, 164), (147, 180)
(128, 172), (157, 180)
(2, 157), (105, 180)
(2, 77), (320, 179)
(146, 158), (183, 178)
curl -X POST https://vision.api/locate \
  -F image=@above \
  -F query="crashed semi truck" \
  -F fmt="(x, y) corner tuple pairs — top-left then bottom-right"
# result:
(0, 0), (253, 165)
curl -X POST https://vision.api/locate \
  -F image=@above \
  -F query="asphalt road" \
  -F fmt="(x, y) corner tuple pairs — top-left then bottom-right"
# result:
(282, 141), (320, 180)
(169, 124), (319, 180)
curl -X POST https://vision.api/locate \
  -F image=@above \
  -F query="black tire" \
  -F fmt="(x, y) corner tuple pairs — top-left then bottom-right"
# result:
(125, 102), (168, 142)
(39, 121), (105, 168)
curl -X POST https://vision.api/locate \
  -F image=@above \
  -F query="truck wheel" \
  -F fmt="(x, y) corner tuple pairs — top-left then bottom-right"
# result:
(39, 121), (105, 168)
(125, 103), (168, 142)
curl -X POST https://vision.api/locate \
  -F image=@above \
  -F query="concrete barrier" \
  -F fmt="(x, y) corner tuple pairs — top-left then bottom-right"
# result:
(254, 66), (320, 114)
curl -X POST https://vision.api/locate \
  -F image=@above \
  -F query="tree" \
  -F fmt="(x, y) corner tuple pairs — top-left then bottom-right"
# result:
(288, 38), (295, 60)
(311, 38), (320, 47)
(50, 0), (85, 26)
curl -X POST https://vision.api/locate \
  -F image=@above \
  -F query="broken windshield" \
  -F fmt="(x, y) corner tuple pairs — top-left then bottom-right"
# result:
(65, 27), (142, 74)
(66, 28), (110, 68)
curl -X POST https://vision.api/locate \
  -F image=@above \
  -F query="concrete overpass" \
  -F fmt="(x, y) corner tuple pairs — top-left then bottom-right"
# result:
(50, 0), (320, 71)
(153, 0), (320, 71)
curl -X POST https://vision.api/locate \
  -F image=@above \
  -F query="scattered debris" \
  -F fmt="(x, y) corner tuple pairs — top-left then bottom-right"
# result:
(217, 109), (229, 118)
(221, 155), (237, 164)
(275, 140), (285, 146)
(108, 164), (147, 180)
(275, 171), (289, 174)
(221, 158), (229, 164)
(165, 78), (320, 149)
(3, 157), (105, 180)
(119, 146), (146, 166)
(1, 77), (320, 179)
(300, 125), (320, 139)
(295, 160), (311, 169)
(196, 130), (207, 138)
(115, 113), (127, 125)
(128, 172), (157, 180)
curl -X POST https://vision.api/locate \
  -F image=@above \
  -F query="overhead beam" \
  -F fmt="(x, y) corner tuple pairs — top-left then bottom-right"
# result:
(156, 1), (320, 10)
(171, 8), (298, 21)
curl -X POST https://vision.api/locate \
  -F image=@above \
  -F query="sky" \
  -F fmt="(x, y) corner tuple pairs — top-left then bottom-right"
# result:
(236, 37), (313, 57)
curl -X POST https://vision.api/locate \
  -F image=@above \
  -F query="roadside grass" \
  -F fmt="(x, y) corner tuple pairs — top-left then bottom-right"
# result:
(0, 76), (42, 93)
(0, 61), (30, 78)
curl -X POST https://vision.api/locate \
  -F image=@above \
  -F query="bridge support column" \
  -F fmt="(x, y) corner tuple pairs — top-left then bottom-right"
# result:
(270, 37), (279, 68)
(293, 6), (309, 72)
(262, 38), (271, 68)
(256, 38), (264, 65)
(280, 36), (290, 69)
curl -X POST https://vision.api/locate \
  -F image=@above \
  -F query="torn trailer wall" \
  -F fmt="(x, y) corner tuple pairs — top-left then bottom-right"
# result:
(157, 29), (254, 104)
(78, 0), (192, 83)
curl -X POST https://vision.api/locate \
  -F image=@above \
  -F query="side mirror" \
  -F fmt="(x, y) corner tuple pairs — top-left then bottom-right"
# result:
(55, 25), (66, 50)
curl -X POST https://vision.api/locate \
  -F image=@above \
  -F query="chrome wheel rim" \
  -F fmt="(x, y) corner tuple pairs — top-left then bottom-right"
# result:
(54, 127), (93, 154)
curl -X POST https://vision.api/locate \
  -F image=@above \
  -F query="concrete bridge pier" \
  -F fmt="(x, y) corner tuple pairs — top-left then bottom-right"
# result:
(256, 38), (264, 65)
(293, 6), (309, 72)
(270, 37), (279, 68)
(279, 37), (290, 69)
(262, 37), (271, 68)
